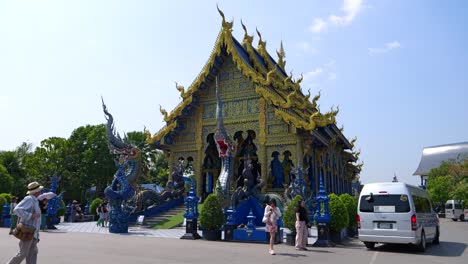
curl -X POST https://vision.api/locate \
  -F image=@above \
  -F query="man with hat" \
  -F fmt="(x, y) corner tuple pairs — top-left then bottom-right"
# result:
(7, 181), (43, 264)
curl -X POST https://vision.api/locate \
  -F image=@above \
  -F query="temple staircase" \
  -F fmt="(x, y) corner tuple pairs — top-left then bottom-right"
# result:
(140, 204), (186, 228)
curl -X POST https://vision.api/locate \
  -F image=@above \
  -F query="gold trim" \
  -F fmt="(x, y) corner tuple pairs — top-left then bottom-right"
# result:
(259, 98), (266, 145)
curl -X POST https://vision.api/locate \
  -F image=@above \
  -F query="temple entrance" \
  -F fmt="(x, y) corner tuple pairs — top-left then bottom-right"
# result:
(202, 133), (221, 199)
(234, 130), (261, 190)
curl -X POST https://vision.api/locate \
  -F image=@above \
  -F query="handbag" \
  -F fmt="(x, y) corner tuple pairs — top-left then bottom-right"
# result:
(12, 223), (36, 241)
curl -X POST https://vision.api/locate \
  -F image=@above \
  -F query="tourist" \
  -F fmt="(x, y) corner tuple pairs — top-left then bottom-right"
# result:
(104, 201), (110, 227)
(96, 202), (108, 227)
(9, 196), (18, 235)
(263, 199), (282, 255)
(39, 198), (48, 230)
(7, 181), (43, 264)
(72, 200), (84, 221)
(295, 199), (309, 250)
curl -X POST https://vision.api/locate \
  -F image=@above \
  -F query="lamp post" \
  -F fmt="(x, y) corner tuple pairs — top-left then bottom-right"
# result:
(224, 204), (237, 241)
(180, 178), (201, 239)
(313, 169), (332, 247)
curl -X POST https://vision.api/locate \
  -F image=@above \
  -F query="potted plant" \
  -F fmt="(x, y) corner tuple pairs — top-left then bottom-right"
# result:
(283, 195), (303, 246)
(339, 193), (358, 237)
(199, 193), (224, 241)
(328, 193), (349, 244)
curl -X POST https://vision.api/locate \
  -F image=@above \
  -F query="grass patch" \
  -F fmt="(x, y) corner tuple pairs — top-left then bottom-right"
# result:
(152, 204), (204, 229)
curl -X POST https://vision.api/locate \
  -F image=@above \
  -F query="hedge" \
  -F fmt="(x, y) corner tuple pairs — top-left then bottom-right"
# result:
(199, 194), (224, 231)
(328, 193), (349, 233)
(339, 193), (358, 228)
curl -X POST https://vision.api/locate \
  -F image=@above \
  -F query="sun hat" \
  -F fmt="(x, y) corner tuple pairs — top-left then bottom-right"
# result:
(26, 181), (44, 194)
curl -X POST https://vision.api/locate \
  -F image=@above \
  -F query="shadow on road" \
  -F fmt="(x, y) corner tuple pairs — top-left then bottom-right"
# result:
(371, 241), (466, 257)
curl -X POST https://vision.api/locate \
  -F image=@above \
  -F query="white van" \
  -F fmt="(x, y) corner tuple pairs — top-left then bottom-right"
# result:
(445, 200), (464, 221)
(357, 182), (439, 252)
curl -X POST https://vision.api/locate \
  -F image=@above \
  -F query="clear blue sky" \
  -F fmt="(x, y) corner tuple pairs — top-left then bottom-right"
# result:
(1, 0), (467, 185)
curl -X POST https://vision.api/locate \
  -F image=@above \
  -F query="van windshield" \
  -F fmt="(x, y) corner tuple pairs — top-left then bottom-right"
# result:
(360, 195), (410, 213)
(445, 203), (453, 209)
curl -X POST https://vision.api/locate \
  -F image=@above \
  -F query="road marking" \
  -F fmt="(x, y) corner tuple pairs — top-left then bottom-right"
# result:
(369, 251), (379, 264)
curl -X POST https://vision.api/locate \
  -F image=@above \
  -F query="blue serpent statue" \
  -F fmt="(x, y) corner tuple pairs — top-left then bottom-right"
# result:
(213, 77), (235, 197)
(102, 99), (141, 233)
(43, 175), (64, 229)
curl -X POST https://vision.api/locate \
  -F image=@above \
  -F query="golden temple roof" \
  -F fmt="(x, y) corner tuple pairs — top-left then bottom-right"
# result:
(149, 8), (344, 146)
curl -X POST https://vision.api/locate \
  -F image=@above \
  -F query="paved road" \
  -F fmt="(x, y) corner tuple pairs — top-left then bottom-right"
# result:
(0, 218), (466, 264)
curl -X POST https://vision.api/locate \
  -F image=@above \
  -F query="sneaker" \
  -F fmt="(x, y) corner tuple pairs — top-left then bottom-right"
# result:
(302, 247), (309, 251)
(270, 250), (276, 255)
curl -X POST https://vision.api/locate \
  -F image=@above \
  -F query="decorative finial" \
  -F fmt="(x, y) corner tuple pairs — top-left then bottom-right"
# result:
(276, 40), (286, 69)
(159, 105), (169, 122)
(256, 28), (266, 48)
(295, 73), (303, 85)
(311, 90), (321, 108)
(339, 125), (344, 132)
(240, 19), (253, 45)
(216, 5), (233, 31)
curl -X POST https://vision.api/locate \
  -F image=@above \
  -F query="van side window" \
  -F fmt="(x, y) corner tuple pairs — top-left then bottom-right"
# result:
(455, 203), (462, 210)
(413, 196), (431, 213)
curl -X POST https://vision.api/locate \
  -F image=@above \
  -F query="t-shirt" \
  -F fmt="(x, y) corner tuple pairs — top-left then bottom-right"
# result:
(296, 206), (308, 223)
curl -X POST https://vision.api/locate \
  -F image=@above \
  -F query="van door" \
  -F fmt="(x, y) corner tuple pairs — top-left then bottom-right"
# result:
(359, 194), (412, 237)
(413, 195), (436, 238)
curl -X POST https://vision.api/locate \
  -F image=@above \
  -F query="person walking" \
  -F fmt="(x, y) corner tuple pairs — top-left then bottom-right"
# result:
(295, 199), (309, 250)
(9, 196), (18, 235)
(7, 181), (43, 264)
(263, 199), (282, 255)
(39, 198), (48, 231)
(96, 202), (108, 227)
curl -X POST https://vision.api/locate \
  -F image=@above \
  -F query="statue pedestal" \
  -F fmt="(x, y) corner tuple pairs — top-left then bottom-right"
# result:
(313, 222), (333, 247)
(180, 218), (201, 240)
(224, 224), (236, 241)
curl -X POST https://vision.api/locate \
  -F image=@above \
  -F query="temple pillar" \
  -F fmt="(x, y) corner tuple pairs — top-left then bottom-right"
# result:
(296, 133), (304, 173)
(195, 106), (203, 197)
(258, 98), (268, 192)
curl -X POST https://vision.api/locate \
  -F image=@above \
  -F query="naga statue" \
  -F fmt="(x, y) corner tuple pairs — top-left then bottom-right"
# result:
(213, 76), (236, 197)
(43, 175), (64, 229)
(128, 159), (186, 212)
(102, 99), (141, 233)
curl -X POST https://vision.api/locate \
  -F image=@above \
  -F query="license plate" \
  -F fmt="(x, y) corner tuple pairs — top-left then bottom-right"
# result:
(378, 223), (393, 229)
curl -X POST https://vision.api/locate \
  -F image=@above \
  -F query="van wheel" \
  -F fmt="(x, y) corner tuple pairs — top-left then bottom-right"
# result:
(364, 242), (375, 249)
(432, 228), (440, 245)
(417, 231), (426, 252)
(460, 215), (465, 221)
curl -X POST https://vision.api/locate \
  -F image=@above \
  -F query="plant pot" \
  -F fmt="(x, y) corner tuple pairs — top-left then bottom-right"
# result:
(286, 231), (296, 246)
(202, 230), (222, 241)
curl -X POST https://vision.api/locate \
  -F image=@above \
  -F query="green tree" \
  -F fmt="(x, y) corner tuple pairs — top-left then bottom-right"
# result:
(0, 150), (27, 195)
(0, 165), (13, 193)
(67, 124), (115, 200)
(426, 175), (454, 206)
(427, 157), (467, 206)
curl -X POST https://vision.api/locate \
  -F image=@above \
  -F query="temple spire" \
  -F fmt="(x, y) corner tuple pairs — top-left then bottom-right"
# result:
(277, 40), (286, 69)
